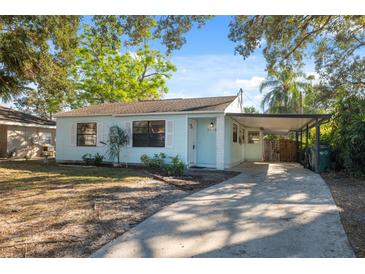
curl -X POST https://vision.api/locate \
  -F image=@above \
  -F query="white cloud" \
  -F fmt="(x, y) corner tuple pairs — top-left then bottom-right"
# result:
(165, 53), (267, 100)
(216, 76), (265, 92)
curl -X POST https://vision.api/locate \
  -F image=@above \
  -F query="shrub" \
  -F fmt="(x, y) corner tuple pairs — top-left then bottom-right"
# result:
(82, 153), (94, 165)
(330, 96), (365, 176)
(102, 125), (129, 166)
(93, 153), (105, 166)
(165, 155), (185, 177)
(82, 153), (104, 166)
(140, 153), (166, 169)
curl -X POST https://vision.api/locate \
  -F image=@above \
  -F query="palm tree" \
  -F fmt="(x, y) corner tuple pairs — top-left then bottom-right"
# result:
(260, 69), (310, 113)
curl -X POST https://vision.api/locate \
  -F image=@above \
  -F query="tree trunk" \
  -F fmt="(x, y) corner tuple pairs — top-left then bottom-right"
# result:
(299, 91), (303, 114)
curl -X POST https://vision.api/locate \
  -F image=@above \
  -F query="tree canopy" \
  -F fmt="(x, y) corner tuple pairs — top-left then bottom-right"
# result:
(72, 24), (176, 107)
(1, 15), (212, 118)
(229, 16), (365, 104)
(0, 16), (80, 117)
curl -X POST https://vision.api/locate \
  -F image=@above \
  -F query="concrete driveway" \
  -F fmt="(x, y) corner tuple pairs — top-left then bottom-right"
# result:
(92, 162), (354, 258)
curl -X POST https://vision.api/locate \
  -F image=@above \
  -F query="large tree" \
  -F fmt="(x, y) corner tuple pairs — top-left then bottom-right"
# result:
(259, 68), (312, 113)
(229, 16), (365, 104)
(72, 24), (176, 106)
(0, 16), (80, 118)
(3, 16), (211, 117)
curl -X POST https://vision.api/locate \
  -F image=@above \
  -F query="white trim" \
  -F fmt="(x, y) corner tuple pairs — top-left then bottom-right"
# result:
(0, 120), (56, 129)
(55, 110), (224, 118)
(216, 115), (225, 170)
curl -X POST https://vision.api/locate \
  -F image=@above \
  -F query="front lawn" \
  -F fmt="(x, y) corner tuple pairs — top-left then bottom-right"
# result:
(0, 160), (186, 257)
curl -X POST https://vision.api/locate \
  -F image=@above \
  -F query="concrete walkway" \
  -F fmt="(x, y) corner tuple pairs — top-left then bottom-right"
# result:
(92, 162), (354, 258)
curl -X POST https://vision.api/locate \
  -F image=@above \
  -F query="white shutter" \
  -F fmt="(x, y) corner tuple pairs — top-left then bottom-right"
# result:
(125, 121), (132, 147)
(71, 123), (76, 146)
(97, 122), (103, 146)
(165, 120), (174, 148)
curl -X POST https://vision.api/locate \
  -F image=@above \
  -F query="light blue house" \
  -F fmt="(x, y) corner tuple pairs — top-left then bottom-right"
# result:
(55, 95), (266, 169)
(55, 95), (330, 170)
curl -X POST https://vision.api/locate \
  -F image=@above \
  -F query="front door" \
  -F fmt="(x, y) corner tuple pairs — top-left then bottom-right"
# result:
(188, 119), (197, 166)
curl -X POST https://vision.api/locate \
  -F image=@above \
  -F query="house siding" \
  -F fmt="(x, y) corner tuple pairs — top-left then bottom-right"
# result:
(223, 116), (264, 167)
(6, 125), (55, 158)
(56, 114), (188, 164)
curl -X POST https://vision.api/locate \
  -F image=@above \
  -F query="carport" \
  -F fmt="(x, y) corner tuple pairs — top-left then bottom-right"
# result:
(226, 113), (332, 173)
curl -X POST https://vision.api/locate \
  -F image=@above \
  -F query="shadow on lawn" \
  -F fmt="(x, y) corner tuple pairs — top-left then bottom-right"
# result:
(0, 159), (186, 257)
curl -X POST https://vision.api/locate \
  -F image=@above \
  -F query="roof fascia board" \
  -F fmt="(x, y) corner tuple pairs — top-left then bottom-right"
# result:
(55, 110), (224, 118)
(226, 113), (333, 119)
(0, 120), (56, 129)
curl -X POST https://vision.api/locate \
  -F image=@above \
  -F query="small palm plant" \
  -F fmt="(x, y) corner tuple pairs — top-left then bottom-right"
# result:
(101, 125), (129, 166)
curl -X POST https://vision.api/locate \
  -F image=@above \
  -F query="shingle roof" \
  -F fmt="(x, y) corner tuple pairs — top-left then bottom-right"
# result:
(0, 106), (56, 126)
(55, 96), (237, 117)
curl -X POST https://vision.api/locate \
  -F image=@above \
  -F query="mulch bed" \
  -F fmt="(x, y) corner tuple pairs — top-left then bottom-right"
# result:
(322, 172), (365, 258)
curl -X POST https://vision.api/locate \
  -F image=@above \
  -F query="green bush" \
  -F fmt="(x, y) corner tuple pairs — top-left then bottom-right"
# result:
(94, 153), (105, 166)
(140, 153), (185, 176)
(165, 155), (185, 177)
(82, 153), (104, 166)
(140, 153), (166, 169)
(330, 96), (365, 176)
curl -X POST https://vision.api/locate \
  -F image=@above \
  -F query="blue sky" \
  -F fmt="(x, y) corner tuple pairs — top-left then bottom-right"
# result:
(160, 16), (268, 110)
(2, 16), (315, 111)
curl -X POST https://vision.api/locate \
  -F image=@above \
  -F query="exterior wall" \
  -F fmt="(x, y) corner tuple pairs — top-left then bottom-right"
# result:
(196, 118), (216, 167)
(223, 117), (264, 167)
(56, 114), (188, 164)
(224, 116), (246, 168)
(6, 125), (56, 158)
(224, 96), (243, 113)
(244, 128), (263, 161)
(0, 124), (7, 157)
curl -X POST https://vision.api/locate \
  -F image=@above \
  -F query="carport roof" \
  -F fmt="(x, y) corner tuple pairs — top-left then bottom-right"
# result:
(227, 113), (332, 134)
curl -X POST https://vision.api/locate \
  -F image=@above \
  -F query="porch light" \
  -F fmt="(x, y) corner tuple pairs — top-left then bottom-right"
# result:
(208, 121), (215, 131)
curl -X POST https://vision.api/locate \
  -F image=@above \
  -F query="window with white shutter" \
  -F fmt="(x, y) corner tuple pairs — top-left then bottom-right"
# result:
(165, 120), (174, 148)
(97, 122), (103, 146)
(71, 123), (76, 146)
(125, 121), (132, 147)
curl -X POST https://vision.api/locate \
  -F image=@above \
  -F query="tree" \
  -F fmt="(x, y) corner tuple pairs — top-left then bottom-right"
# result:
(0, 16), (80, 117)
(329, 96), (365, 175)
(228, 16), (365, 100)
(259, 68), (311, 113)
(72, 24), (176, 106)
(102, 125), (129, 166)
(243, 106), (258, 113)
(1, 16), (212, 116)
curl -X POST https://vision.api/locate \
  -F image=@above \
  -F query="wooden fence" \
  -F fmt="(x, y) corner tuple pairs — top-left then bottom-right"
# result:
(263, 139), (298, 162)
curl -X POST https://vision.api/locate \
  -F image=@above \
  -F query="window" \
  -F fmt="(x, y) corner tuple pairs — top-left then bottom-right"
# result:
(232, 123), (238, 143)
(40, 132), (52, 145)
(239, 128), (245, 144)
(77, 122), (97, 146)
(248, 131), (260, 144)
(133, 120), (165, 147)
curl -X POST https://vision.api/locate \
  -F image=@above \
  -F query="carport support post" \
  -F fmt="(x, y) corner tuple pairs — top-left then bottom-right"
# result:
(295, 131), (299, 161)
(315, 118), (320, 173)
(306, 124), (309, 149)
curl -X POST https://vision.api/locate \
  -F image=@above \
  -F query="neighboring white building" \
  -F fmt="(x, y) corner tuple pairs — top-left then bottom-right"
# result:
(0, 106), (56, 158)
(54, 95), (330, 170)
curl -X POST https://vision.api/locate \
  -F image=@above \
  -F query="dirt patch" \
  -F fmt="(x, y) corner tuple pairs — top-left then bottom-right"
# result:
(0, 160), (237, 257)
(146, 169), (240, 192)
(322, 172), (365, 258)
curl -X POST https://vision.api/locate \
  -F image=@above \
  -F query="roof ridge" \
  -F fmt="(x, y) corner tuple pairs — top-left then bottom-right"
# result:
(55, 95), (238, 117)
